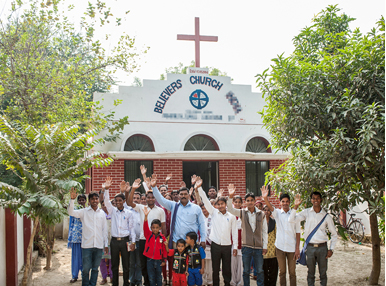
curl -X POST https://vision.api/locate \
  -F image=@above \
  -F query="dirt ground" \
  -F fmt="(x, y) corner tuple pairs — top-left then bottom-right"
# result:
(31, 239), (385, 286)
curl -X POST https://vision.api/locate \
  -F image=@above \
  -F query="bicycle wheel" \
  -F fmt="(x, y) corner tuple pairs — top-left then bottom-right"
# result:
(347, 221), (365, 243)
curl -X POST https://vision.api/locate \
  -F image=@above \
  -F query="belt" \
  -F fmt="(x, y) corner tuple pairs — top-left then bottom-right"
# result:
(308, 242), (327, 248)
(112, 236), (130, 241)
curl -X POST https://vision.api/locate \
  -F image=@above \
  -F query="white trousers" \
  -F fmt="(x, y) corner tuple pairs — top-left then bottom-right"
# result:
(230, 249), (243, 286)
(202, 258), (213, 285)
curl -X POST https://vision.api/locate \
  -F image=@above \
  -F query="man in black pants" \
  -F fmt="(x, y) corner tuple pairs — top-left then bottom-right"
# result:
(103, 177), (136, 286)
(195, 177), (238, 286)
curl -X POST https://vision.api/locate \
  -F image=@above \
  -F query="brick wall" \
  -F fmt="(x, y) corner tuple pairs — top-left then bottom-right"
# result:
(153, 159), (183, 191)
(90, 157), (286, 208)
(91, 159), (125, 196)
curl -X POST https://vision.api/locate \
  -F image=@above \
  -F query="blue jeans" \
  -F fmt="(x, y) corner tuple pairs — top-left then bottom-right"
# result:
(242, 247), (264, 286)
(82, 248), (104, 286)
(147, 258), (162, 286)
(129, 242), (142, 285)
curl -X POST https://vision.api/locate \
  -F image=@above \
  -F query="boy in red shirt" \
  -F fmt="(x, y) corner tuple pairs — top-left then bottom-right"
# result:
(169, 239), (189, 286)
(143, 207), (168, 286)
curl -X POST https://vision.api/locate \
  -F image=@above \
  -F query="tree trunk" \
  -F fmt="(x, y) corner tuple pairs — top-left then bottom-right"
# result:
(368, 212), (381, 285)
(44, 225), (55, 270)
(22, 217), (39, 286)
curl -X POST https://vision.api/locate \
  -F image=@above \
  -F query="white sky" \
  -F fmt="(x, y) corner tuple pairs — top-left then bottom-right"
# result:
(2, 0), (385, 92)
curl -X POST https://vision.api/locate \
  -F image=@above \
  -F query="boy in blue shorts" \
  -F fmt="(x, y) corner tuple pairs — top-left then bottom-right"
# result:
(186, 232), (205, 286)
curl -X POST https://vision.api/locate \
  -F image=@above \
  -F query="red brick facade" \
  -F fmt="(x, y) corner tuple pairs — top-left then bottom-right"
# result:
(90, 158), (285, 208)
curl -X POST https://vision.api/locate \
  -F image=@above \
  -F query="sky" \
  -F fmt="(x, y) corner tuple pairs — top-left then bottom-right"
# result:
(1, 0), (385, 92)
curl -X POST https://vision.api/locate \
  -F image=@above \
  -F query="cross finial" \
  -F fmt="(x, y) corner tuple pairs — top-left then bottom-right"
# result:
(177, 17), (218, 68)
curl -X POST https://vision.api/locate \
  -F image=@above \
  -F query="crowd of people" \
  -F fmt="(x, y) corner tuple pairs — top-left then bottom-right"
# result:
(67, 165), (338, 286)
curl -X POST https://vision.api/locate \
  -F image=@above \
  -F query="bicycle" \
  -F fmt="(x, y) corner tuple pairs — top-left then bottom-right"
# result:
(330, 211), (365, 243)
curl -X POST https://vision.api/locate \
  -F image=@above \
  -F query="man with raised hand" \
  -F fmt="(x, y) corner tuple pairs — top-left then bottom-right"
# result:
(150, 174), (206, 249)
(261, 186), (300, 286)
(226, 184), (267, 286)
(68, 188), (108, 286)
(122, 182), (143, 286)
(102, 177), (136, 286)
(288, 192), (337, 286)
(194, 177), (237, 286)
(127, 178), (166, 286)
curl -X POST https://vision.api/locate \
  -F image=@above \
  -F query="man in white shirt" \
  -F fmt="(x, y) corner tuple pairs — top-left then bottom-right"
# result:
(289, 192), (338, 286)
(195, 177), (237, 286)
(127, 178), (166, 286)
(68, 189), (108, 286)
(261, 186), (300, 286)
(226, 186), (268, 286)
(102, 178), (136, 286)
(123, 183), (143, 286)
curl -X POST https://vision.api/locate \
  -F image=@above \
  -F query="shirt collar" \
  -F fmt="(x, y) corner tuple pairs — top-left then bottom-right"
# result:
(280, 208), (291, 214)
(245, 207), (257, 214)
(86, 206), (101, 212)
(310, 207), (326, 214)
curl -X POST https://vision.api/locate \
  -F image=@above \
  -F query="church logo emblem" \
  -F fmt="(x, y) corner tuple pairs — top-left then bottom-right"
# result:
(189, 89), (209, 109)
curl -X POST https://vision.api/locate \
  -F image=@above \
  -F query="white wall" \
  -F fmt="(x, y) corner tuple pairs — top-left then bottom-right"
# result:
(93, 72), (283, 155)
(17, 214), (24, 272)
(0, 208), (6, 286)
(349, 202), (371, 235)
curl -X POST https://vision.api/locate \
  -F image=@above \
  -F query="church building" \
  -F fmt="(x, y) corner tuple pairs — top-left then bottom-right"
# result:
(87, 18), (288, 206)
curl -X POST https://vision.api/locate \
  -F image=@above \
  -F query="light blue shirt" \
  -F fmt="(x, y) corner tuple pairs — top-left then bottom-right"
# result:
(152, 186), (206, 243)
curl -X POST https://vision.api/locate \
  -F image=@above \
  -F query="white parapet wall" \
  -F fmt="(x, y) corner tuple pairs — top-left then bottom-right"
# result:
(17, 214), (24, 272)
(0, 208), (6, 286)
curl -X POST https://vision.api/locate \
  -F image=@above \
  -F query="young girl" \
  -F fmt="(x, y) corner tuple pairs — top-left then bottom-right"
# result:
(169, 239), (189, 286)
(143, 206), (168, 286)
(230, 195), (243, 286)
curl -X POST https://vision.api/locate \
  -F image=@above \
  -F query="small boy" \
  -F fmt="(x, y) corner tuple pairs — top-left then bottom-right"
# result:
(169, 239), (189, 286)
(186, 232), (206, 286)
(143, 206), (168, 286)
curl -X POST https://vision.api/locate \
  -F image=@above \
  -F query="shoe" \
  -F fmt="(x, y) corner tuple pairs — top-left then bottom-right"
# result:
(70, 278), (78, 283)
(252, 275), (257, 280)
(100, 279), (108, 285)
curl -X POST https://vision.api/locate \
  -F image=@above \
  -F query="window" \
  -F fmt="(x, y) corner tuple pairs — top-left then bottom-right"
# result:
(124, 160), (153, 193)
(246, 137), (271, 153)
(184, 135), (219, 151)
(124, 135), (154, 152)
(245, 161), (270, 196)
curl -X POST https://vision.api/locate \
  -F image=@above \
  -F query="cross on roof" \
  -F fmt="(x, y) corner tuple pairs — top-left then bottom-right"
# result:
(177, 17), (218, 68)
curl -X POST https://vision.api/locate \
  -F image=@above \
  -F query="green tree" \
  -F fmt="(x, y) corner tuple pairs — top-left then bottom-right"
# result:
(257, 6), (384, 285)
(0, 0), (146, 283)
(0, 0), (147, 139)
(0, 117), (113, 285)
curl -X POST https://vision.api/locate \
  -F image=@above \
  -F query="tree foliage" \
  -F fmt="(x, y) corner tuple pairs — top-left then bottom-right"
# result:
(257, 5), (384, 215)
(257, 5), (384, 284)
(0, 0), (147, 141)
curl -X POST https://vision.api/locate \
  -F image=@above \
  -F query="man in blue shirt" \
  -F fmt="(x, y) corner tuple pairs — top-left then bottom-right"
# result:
(150, 174), (206, 249)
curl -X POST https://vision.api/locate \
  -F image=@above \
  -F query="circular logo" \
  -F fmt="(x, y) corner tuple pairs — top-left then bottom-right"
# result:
(189, 89), (209, 110)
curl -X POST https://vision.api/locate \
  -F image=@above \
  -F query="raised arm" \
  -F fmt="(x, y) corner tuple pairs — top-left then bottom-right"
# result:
(128, 178), (141, 208)
(194, 176), (213, 213)
(104, 181), (115, 215)
(226, 184), (241, 217)
(151, 174), (174, 211)
(68, 188), (83, 219)
(124, 181), (131, 208)
(288, 194), (307, 223)
(261, 185), (274, 212)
